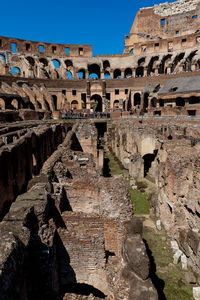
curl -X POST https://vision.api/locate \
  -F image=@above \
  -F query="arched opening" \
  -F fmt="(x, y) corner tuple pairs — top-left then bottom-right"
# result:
(104, 71), (110, 79)
(143, 93), (149, 112)
(136, 66), (144, 77)
(65, 60), (73, 68)
(36, 100), (42, 109)
(52, 95), (57, 110)
(26, 56), (35, 66)
(159, 54), (172, 74)
(78, 69), (85, 79)
(125, 68), (132, 78)
(52, 59), (60, 69)
(103, 60), (110, 70)
(0, 54), (6, 62)
(67, 70), (73, 79)
(143, 151), (157, 177)
(130, 49), (133, 54)
(90, 94), (102, 112)
(147, 56), (159, 75)
(113, 100), (119, 109)
(176, 97), (185, 106)
(12, 67), (21, 77)
(71, 100), (78, 110)
(39, 58), (48, 67)
(113, 69), (121, 79)
(134, 93), (141, 106)
(88, 64), (100, 79)
(171, 53), (184, 73)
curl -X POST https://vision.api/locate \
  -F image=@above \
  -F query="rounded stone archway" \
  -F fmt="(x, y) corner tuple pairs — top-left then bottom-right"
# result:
(90, 94), (102, 112)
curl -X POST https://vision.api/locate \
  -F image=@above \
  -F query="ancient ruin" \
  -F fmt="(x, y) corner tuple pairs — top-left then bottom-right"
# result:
(1, 0), (200, 299)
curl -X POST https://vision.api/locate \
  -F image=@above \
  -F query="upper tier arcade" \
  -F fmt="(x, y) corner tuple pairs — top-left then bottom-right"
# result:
(124, 0), (200, 55)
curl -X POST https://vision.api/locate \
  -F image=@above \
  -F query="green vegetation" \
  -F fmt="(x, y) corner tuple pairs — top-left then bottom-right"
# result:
(104, 147), (193, 300)
(104, 149), (149, 215)
(130, 189), (149, 215)
(143, 229), (193, 300)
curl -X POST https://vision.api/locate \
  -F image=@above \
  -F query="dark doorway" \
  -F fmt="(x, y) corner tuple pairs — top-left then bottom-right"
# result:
(91, 94), (102, 112)
(143, 150), (157, 177)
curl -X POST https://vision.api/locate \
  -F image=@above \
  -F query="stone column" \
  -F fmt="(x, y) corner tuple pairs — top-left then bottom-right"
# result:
(132, 68), (136, 78)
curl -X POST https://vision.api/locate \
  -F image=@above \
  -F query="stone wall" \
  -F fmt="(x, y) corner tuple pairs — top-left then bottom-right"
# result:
(0, 122), (72, 219)
(107, 118), (200, 277)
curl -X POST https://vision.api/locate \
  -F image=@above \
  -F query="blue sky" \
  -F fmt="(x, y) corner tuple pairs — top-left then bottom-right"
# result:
(1, 0), (175, 56)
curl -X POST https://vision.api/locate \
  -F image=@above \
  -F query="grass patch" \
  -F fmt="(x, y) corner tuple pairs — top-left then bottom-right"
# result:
(104, 150), (126, 176)
(143, 229), (193, 300)
(130, 189), (149, 215)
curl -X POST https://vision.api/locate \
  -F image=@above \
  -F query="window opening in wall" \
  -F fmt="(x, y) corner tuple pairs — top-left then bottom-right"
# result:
(182, 38), (187, 44)
(147, 35), (150, 39)
(193, 15), (198, 19)
(155, 43), (159, 48)
(72, 90), (76, 96)
(125, 89), (128, 95)
(52, 95), (57, 110)
(52, 46), (56, 53)
(142, 45), (147, 52)
(0, 39), (2, 47)
(169, 86), (178, 92)
(79, 47), (83, 55)
(39, 45), (44, 53)
(176, 31), (179, 35)
(62, 90), (66, 95)
(115, 89), (119, 95)
(26, 43), (31, 51)
(81, 93), (86, 108)
(106, 93), (110, 100)
(161, 18), (165, 26)
(187, 110), (196, 116)
(154, 110), (161, 116)
(130, 48), (133, 53)
(65, 47), (69, 54)
(11, 42), (16, 53)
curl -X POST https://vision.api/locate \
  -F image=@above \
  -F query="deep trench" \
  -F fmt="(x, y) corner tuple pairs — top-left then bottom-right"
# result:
(95, 122), (166, 299)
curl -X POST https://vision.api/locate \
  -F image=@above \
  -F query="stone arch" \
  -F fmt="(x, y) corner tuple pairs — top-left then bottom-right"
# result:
(71, 100), (78, 110)
(147, 56), (159, 75)
(88, 64), (100, 79)
(136, 66), (144, 77)
(171, 53), (184, 73)
(39, 58), (48, 67)
(26, 56), (35, 66)
(78, 69), (85, 79)
(134, 93), (141, 106)
(65, 60), (73, 68)
(52, 59), (60, 69)
(90, 94), (102, 112)
(176, 97), (185, 106)
(103, 60), (110, 70)
(159, 54), (172, 74)
(113, 100), (119, 109)
(12, 67), (21, 77)
(125, 68), (132, 78)
(113, 69), (121, 79)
